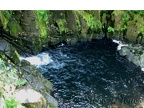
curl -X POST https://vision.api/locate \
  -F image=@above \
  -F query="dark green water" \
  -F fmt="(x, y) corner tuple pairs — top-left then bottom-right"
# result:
(39, 39), (144, 108)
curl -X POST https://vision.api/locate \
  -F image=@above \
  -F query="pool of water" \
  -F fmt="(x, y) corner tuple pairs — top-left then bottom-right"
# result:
(36, 39), (143, 108)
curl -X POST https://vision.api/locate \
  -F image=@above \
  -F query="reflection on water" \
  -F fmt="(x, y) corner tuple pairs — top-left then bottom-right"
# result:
(34, 39), (143, 108)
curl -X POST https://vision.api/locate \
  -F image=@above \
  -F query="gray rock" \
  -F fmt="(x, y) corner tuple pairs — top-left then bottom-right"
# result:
(118, 44), (144, 71)
(0, 39), (20, 65)
(20, 60), (58, 108)
(14, 85), (47, 108)
(140, 52), (144, 68)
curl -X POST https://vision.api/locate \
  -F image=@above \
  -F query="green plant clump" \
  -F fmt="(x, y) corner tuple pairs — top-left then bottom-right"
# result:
(108, 26), (114, 32)
(76, 11), (102, 32)
(0, 57), (27, 108)
(5, 97), (20, 108)
(0, 10), (13, 29)
(128, 10), (144, 15)
(35, 10), (48, 37)
(0, 58), (27, 88)
(56, 19), (69, 34)
(121, 25), (127, 31)
(120, 13), (130, 31)
(122, 13), (130, 22)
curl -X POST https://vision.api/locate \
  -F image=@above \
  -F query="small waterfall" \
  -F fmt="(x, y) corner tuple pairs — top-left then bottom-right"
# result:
(20, 52), (53, 66)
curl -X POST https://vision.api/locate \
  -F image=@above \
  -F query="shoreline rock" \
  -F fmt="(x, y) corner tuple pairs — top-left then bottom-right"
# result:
(0, 38), (58, 108)
(118, 43), (144, 72)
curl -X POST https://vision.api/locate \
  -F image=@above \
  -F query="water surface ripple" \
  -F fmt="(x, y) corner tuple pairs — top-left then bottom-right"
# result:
(39, 39), (144, 108)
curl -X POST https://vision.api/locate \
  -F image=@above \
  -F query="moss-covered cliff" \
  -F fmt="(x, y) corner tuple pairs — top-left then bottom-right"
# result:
(0, 10), (144, 54)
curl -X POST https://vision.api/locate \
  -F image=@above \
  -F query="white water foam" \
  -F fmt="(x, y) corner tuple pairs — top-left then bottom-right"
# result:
(49, 61), (66, 69)
(141, 68), (144, 72)
(20, 52), (53, 66)
(112, 39), (128, 50)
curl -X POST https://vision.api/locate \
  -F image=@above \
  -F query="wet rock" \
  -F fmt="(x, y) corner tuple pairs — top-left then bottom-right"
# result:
(118, 44), (144, 71)
(0, 38), (20, 65)
(0, 38), (57, 107)
(65, 11), (79, 33)
(126, 21), (138, 43)
(20, 60), (58, 108)
(49, 37), (61, 46)
(14, 84), (47, 108)
(66, 35), (79, 45)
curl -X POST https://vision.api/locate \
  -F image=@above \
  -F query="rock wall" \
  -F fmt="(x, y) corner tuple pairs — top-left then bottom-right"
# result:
(0, 38), (58, 108)
(0, 10), (144, 108)
(0, 10), (144, 54)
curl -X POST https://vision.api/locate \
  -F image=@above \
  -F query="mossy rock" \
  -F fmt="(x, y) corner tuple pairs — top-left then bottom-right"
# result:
(112, 10), (126, 37)
(133, 14), (144, 44)
(126, 21), (138, 43)
(76, 10), (102, 32)
(20, 60), (58, 108)
(0, 10), (49, 54)
(0, 39), (20, 65)
(8, 19), (22, 36)
(0, 10), (13, 30)
(66, 35), (79, 45)
(65, 11), (79, 33)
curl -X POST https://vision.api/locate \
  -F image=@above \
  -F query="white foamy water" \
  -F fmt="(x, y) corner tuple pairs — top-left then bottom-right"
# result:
(141, 68), (144, 72)
(20, 52), (53, 66)
(112, 39), (128, 50)
(49, 61), (66, 69)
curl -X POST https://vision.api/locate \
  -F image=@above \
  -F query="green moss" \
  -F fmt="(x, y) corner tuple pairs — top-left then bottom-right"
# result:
(136, 17), (144, 34)
(0, 10), (13, 29)
(112, 10), (128, 32)
(56, 19), (69, 34)
(73, 11), (81, 31)
(126, 11), (144, 34)
(113, 10), (125, 16)
(76, 11), (102, 31)
(128, 10), (144, 15)
(8, 20), (22, 36)
(0, 11), (22, 36)
(33, 37), (43, 54)
(34, 10), (49, 44)
(108, 26), (114, 32)
(122, 13), (130, 22)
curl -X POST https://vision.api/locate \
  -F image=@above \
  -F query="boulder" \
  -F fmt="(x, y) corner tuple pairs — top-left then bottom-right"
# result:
(20, 60), (58, 108)
(118, 44), (144, 71)
(0, 38), (20, 65)
(14, 84), (47, 108)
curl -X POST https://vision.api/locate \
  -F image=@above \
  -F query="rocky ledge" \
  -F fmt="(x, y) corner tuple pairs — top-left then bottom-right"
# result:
(118, 44), (144, 72)
(0, 38), (58, 108)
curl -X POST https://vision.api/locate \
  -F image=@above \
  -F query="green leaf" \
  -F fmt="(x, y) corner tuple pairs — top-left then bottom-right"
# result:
(5, 97), (19, 108)
(16, 79), (27, 87)
(108, 26), (114, 32)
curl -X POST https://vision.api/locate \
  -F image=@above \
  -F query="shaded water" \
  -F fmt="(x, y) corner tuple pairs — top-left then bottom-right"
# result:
(37, 39), (143, 108)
